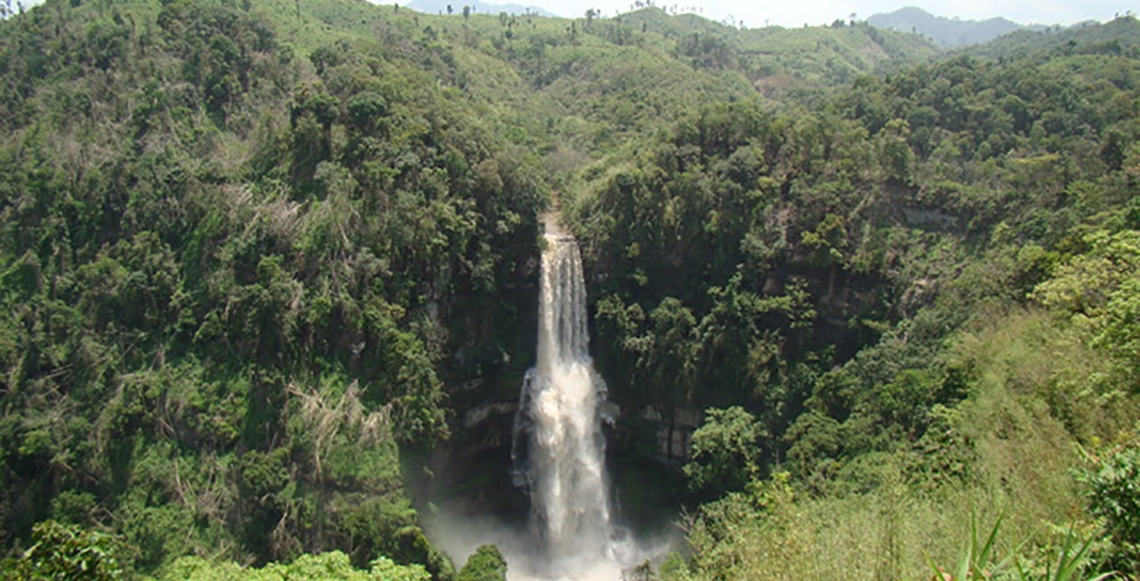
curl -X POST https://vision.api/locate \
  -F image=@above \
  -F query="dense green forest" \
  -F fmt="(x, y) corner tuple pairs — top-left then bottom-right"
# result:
(0, 0), (1138, 579)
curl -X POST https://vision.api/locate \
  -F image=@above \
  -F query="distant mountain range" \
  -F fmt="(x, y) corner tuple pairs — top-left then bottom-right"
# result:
(867, 6), (1046, 47)
(404, 0), (557, 17)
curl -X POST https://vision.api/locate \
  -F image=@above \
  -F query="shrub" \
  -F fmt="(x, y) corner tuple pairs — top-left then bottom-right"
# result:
(683, 407), (768, 499)
(457, 545), (507, 581)
(1081, 442), (1140, 573)
(0, 521), (124, 581)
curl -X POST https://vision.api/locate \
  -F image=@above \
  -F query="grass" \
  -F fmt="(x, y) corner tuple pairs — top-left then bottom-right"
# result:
(678, 308), (1135, 581)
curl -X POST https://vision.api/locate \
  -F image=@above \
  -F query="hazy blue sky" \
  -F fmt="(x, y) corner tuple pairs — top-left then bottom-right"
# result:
(448, 0), (1128, 28)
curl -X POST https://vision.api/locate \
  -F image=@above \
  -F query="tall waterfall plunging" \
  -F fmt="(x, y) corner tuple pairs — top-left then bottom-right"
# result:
(422, 220), (670, 581)
(512, 229), (617, 576)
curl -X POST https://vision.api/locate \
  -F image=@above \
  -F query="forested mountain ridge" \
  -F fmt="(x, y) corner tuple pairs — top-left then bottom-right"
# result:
(867, 6), (1028, 47)
(0, 0), (1138, 579)
(958, 15), (1140, 61)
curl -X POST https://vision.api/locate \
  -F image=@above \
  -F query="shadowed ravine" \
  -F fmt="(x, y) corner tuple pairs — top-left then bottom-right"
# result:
(427, 220), (666, 581)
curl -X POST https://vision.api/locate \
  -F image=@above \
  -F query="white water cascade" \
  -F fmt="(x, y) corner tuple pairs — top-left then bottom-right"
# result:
(512, 227), (620, 578)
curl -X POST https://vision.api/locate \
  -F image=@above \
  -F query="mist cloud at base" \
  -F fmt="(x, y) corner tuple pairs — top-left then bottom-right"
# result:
(425, 505), (682, 581)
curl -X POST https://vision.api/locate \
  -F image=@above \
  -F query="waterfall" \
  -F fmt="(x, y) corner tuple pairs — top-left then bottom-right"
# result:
(512, 231), (615, 576)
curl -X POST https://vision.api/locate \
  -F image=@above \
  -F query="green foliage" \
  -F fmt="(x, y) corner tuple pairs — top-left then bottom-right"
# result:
(927, 515), (1117, 581)
(684, 472), (808, 581)
(926, 513), (1015, 581)
(0, 521), (125, 581)
(658, 551), (691, 581)
(1014, 529), (1117, 581)
(0, 0), (543, 571)
(157, 0), (283, 120)
(1035, 230), (1140, 391)
(684, 407), (768, 498)
(456, 545), (506, 581)
(1081, 440), (1140, 573)
(963, 16), (1140, 62)
(154, 551), (431, 581)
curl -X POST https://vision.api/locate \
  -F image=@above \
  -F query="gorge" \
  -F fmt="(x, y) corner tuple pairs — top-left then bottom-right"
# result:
(1, 1), (1138, 579)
